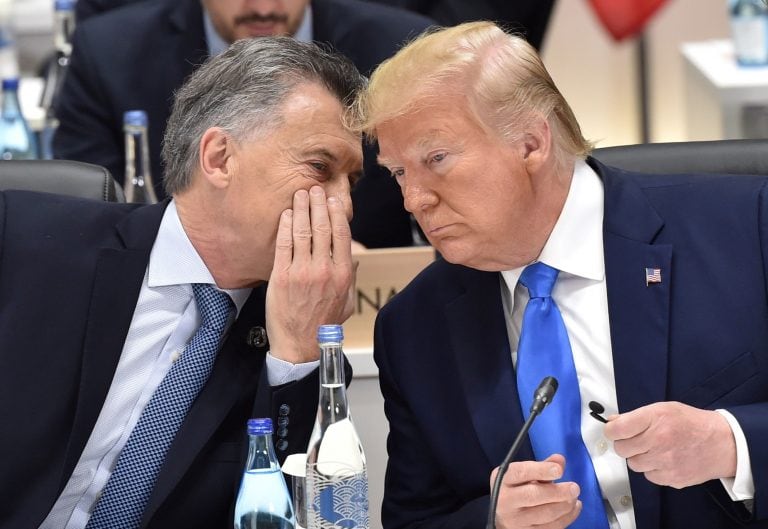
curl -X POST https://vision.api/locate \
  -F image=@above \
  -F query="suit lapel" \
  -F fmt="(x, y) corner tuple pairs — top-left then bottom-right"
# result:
(60, 202), (168, 490)
(142, 286), (268, 525)
(446, 267), (534, 467)
(596, 159), (672, 529)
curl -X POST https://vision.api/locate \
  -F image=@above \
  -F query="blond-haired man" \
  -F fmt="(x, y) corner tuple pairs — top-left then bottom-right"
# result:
(358, 21), (768, 529)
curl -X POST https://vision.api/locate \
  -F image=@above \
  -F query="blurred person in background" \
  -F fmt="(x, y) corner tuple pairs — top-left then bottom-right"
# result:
(365, 0), (556, 50)
(54, 0), (434, 248)
(357, 21), (768, 529)
(1, 37), (364, 529)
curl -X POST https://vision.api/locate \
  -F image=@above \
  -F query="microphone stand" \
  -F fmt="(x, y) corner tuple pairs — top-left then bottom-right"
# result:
(485, 376), (558, 529)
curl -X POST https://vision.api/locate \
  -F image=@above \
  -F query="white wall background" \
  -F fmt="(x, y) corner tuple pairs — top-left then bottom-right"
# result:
(542, 0), (732, 147)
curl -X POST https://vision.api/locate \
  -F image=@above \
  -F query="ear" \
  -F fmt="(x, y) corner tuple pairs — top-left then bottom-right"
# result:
(520, 115), (552, 175)
(199, 127), (235, 189)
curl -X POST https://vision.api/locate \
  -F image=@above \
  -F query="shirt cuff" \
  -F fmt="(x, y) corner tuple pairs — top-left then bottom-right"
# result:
(716, 409), (755, 501)
(265, 351), (319, 386)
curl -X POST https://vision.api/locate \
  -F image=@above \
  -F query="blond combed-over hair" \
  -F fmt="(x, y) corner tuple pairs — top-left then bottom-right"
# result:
(355, 21), (593, 168)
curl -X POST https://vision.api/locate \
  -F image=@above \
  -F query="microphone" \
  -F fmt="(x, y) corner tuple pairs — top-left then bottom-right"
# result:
(485, 376), (558, 529)
(588, 400), (609, 423)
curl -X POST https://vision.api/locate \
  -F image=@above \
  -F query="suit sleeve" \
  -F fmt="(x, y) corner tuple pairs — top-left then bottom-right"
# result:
(53, 24), (125, 185)
(720, 179), (768, 523)
(374, 311), (490, 529)
(251, 356), (354, 465)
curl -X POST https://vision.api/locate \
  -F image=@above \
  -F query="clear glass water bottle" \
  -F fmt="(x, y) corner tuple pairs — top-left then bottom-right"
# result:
(305, 325), (369, 529)
(234, 418), (296, 529)
(39, 0), (76, 159)
(123, 110), (158, 203)
(0, 78), (38, 160)
(730, 0), (768, 66)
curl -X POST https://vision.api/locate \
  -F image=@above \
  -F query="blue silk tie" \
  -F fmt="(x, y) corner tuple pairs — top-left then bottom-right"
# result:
(516, 262), (609, 529)
(86, 283), (234, 529)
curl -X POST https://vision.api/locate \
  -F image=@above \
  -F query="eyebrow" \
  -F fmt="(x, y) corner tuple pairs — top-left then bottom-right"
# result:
(377, 129), (446, 168)
(303, 148), (338, 162)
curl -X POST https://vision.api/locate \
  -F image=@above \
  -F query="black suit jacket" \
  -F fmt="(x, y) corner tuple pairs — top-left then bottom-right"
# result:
(374, 160), (768, 529)
(53, 0), (435, 248)
(0, 192), (322, 529)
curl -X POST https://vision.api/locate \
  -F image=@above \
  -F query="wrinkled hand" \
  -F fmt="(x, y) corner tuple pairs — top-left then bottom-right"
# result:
(491, 454), (582, 529)
(604, 401), (737, 489)
(266, 186), (356, 364)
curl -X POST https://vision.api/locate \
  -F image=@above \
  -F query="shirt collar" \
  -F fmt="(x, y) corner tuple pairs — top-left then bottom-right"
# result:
(148, 200), (251, 314)
(501, 159), (605, 289)
(203, 4), (313, 57)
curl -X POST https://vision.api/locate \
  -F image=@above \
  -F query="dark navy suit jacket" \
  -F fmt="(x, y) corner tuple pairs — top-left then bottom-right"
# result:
(53, 0), (434, 248)
(0, 192), (322, 529)
(374, 159), (768, 529)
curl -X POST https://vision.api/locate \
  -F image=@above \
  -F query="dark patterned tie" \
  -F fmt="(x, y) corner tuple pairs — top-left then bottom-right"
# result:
(516, 262), (609, 529)
(86, 283), (234, 529)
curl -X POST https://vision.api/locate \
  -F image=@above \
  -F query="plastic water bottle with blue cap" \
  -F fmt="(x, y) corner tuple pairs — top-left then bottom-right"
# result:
(0, 78), (38, 160)
(123, 110), (158, 203)
(305, 324), (369, 529)
(234, 418), (296, 529)
(729, 0), (768, 66)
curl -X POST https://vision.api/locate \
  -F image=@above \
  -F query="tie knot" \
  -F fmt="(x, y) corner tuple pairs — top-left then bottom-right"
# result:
(192, 283), (233, 331)
(519, 262), (559, 299)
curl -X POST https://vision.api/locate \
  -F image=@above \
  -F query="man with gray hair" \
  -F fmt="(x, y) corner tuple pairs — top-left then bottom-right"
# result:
(0, 37), (365, 529)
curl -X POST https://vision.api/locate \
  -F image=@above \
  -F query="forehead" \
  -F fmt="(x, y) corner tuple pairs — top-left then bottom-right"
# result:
(263, 83), (362, 159)
(377, 102), (485, 162)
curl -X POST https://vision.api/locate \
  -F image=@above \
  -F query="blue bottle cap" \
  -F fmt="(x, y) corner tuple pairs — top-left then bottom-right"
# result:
(317, 324), (343, 343)
(2, 78), (19, 91)
(123, 110), (148, 127)
(55, 0), (76, 10)
(247, 418), (273, 435)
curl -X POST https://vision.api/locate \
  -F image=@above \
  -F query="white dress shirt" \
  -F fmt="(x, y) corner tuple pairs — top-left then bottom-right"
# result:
(40, 201), (316, 529)
(499, 160), (754, 528)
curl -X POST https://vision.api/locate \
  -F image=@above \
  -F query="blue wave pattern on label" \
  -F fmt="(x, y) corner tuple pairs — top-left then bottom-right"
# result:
(307, 470), (369, 528)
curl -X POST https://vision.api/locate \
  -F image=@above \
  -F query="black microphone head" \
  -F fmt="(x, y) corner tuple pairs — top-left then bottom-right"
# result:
(530, 376), (558, 414)
(588, 401), (605, 414)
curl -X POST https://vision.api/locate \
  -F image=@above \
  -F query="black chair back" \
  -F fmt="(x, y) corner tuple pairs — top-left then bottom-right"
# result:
(592, 139), (768, 176)
(0, 160), (125, 202)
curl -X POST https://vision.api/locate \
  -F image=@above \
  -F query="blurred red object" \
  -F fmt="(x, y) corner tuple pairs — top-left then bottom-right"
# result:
(588, 0), (669, 41)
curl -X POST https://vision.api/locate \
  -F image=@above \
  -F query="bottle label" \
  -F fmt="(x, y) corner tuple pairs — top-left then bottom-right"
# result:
(732, 16), (768, 64)
(306, 466), (369, 529)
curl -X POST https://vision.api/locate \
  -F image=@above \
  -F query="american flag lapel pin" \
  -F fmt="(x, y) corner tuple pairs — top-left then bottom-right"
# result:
(645, 267), (662, 286)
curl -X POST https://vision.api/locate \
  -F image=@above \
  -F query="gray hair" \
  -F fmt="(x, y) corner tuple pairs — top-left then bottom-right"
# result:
(162, 37), (367, 194)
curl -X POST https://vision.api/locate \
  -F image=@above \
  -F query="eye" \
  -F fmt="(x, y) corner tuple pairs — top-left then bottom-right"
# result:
(429, 152), (447, 165)
(389, 168), (405, 184)
(309, 161), (328, 173)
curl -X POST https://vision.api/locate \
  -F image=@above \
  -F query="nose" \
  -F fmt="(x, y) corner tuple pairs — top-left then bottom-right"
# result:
(401, 173), (437, 214)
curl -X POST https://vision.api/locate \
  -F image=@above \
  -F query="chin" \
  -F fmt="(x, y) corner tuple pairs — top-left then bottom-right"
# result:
(436, 241), (501, 272)
(435, 241), (472, 267)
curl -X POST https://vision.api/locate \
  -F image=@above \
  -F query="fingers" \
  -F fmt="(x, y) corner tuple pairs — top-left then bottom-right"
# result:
(272, 209), (293, 272)
(291, 189), (312, 258)
(604, 406), (653, 441)
(308, 186), (332, 259)
(290, 186), (352, 264)
(514, 498), (582, 529)
(328, 194), (352, 265)
(493, 458), (581, 529)
(501, 458), (563, 486)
